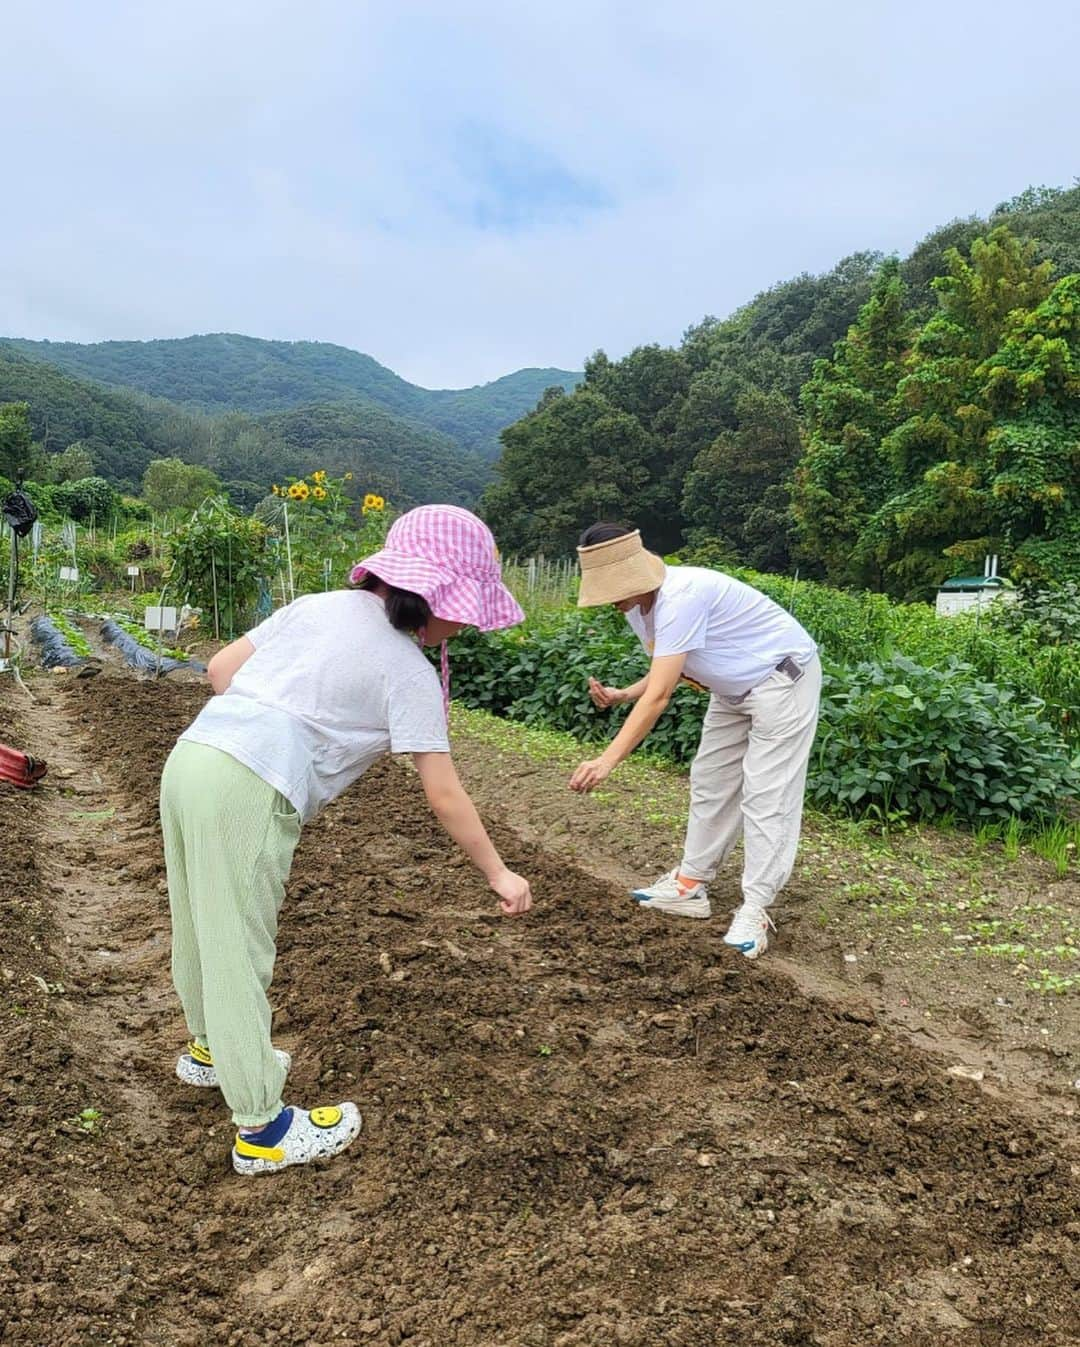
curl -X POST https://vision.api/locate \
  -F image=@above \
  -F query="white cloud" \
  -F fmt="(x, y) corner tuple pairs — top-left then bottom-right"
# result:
(2, 0), (1078, 385)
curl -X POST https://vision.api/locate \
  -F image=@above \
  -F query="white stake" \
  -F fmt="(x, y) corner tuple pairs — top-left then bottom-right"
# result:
(282, 502), (296, 603)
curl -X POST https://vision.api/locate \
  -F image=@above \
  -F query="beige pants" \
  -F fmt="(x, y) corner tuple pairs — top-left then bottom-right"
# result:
(680, 655), (821, 909)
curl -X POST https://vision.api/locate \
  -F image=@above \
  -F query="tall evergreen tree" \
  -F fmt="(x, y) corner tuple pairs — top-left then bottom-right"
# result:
(854, 228), (1057, 595)
(791, 259), (912, 585)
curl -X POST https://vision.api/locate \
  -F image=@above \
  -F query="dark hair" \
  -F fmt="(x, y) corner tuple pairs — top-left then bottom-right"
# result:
(354, 574), (432, 633)
(578, 522), (635, 548)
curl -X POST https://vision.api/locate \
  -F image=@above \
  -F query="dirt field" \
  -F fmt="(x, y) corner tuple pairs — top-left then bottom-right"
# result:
(2, 664), (1079, 1347)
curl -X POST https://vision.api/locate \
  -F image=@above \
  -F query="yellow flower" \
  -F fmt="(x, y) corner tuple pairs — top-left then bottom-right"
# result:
(312, 470), (327, 484)
(373, 495), (385, 511)
(288, 481), (310, 501)
(363, 493), (378, 509)
(271, 485), (280, 496)
(313, 486), (328, 501)
(344, 471), (353, 480)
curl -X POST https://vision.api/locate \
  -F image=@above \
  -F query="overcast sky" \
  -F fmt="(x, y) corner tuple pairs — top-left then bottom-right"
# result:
(3, 2), (1077, 388)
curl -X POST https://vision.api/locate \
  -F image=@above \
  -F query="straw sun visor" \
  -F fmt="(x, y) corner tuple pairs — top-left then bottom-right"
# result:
(576, 530), (666, 607)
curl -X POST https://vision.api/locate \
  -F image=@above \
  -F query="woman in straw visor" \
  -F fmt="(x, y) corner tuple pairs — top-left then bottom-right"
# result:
(570, 524), (821, 959)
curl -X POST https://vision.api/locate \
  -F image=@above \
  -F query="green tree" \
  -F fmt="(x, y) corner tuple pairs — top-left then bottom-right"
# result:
(683, 389), (801, 571)
(168, 496), (267, 638)
(0, 401), (33, 479)
(51, 476), (118, 522)
(142, 457), (223, 513)
(792, 259), (913, 585)
(852, 228), (1058, 595)
(48, 440), (95, 483)
(584, 345), (692, 433)
(977, 273), (1080, 579)
(222, 478), (266, 512)
(481, 385), (664, 555)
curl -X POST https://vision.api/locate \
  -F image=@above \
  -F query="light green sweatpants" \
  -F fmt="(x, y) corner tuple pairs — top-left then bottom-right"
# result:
(160, 740), (301, 1127)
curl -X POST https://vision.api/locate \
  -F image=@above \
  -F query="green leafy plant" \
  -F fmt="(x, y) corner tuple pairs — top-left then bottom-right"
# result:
(70, 1107), (104, 1135)
(811, 654), (1080, 824)
(167, 496), (267, 638)
(447, 605), (1080, 829)
(50, 611), (93, 658)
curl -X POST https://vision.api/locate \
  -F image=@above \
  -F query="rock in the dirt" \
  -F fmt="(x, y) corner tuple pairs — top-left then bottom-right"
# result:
(947, 1064), (985, 1082)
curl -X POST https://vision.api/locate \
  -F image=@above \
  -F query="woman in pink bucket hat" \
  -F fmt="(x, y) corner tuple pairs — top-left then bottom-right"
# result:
(159, 505), (528, 1177)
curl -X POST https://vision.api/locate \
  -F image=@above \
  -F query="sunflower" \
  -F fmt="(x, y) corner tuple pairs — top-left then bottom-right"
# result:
(313, 486), (328, 501)
(373, 495), (385, 511)
(363, 493), (379, 509)
(271, 485), (281, 496)
(288, 482), (310, 501)
(312, 470), (327, 484)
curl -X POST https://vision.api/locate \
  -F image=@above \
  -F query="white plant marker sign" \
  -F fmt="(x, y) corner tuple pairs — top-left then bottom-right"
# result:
(145, 606), (179, 634)
(59, 566), (79, 582)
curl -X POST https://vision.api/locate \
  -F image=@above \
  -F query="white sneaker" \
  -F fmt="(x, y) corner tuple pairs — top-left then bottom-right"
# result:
(631, 869), (712, 919)
(723, 904), (775, 959)
(176, 1041), (291, 1089)
(232, 1103), (362, 1176)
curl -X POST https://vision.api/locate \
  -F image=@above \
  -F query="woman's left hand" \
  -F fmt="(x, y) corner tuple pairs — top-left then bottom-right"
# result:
(570, 757), (612, 794)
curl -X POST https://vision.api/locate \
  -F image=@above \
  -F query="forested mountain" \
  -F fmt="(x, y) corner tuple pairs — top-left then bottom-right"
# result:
(0, 347), (487, 506)
(0, 348), (187, 487)
(483, 182), (1080, 597)
(227, 403), (488, 507)
(0, 333), (580, 460)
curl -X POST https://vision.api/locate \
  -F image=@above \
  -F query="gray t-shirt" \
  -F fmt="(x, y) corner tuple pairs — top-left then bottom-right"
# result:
(180, 589), (449, 822)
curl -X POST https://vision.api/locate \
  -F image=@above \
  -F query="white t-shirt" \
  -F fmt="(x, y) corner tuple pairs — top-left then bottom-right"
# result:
(625, 566), (817, 698)
(180, 590), (449, 822)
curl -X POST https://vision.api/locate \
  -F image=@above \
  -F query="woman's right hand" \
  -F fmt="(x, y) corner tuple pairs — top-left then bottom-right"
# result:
(490, 868), (533, 917)
(588, 675), (623, 709)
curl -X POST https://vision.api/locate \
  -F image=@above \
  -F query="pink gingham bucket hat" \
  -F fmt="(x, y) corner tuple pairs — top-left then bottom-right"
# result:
(350, 505), (523, 632)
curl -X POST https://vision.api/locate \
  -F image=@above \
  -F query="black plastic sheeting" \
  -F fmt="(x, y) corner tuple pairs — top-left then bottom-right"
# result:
(30, 615), (86, 669)
(2, 489), (38, 537)
(100, 619), (206, 676)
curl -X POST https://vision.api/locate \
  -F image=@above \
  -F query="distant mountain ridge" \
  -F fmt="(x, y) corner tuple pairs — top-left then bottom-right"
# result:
(0, 345), (490, 506)
(0, 334), (582, 460)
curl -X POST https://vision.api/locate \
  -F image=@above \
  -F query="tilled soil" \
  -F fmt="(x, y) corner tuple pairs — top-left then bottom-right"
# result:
(2, 671), (1079, 1347)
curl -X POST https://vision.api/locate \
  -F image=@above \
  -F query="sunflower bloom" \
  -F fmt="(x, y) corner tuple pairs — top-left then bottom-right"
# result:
(363, 493), (379, 509)
(373, 495), (385, 510)
(312, 470), (327, 484)
(313, 486), (328, 500)
(271, 485), (280, 496)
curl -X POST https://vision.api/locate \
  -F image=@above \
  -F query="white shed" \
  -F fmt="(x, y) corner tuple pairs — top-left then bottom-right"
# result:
(935, 574), (1017, 617)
